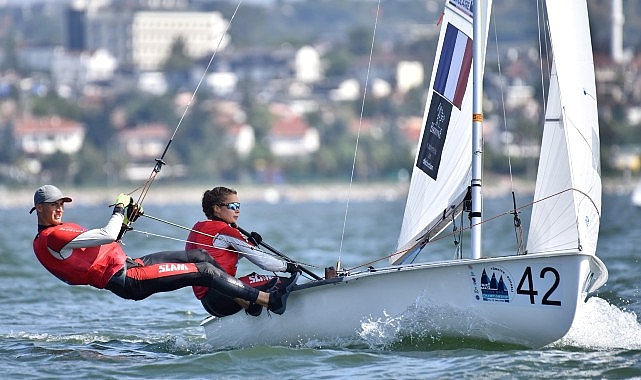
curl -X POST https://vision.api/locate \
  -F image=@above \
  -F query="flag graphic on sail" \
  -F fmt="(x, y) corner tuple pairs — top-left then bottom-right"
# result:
(433, 23), (472, 108)
(415, 23), (470, 180)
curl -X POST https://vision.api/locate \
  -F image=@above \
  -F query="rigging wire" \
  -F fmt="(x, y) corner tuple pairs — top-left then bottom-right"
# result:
(132, 213), (319, 270)
(337, 0), (382, 269)
(121, 1), (244, 234)
(490, 10), (513, 189)
(347, 186), (596, 270)
(491, 6), (532, 254)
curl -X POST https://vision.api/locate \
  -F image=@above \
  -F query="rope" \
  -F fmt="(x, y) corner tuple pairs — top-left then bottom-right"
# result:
(337, 0), (382, 268)
(346, 187), (599, 271)
(136, 213), (320, 269)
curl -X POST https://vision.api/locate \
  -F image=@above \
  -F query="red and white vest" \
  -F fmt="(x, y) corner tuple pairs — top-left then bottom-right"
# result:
(186, 220), (244, 299)
(33, 223), (126, 289)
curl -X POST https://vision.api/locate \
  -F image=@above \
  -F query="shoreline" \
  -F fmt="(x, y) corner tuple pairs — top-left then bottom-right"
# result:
(3, 182), (412, 208)
(4, 176), (637, 208)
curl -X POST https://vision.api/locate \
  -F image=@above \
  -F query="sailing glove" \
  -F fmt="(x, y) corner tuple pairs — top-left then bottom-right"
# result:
(124, 203), (144, 225)
(114, 193), (132, 207)
(249, 231), (262, 246)
(112, 193), (132, 215)
(286, 262), (301, 274)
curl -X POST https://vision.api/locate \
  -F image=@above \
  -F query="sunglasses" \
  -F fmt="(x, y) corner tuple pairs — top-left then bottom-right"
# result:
(218, 202), (240, 211)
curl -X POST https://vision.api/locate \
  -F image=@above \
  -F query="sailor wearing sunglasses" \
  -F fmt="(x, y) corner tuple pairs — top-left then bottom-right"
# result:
(187, 186), (300, 317)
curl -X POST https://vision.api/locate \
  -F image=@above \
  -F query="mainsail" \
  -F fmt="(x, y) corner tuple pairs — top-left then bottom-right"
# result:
(394, 0), (492, 263)
(526, 0), (601, 256)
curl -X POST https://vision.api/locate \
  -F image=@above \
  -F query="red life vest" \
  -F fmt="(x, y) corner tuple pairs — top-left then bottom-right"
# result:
(186, 220), (246, 299)
(33, 223), (126, 289)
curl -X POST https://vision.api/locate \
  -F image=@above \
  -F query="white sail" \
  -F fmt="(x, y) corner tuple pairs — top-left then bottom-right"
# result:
(527, 0), (601, 256)
(394, 0), (492, 263)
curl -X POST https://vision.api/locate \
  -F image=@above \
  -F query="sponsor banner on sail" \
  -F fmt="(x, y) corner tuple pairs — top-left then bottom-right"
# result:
(433, 23), (472, 109)
(448, 0), (473, 18)
(416, 92), (452, 179)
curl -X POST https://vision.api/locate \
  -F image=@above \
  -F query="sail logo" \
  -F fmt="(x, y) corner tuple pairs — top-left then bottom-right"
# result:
(417, 92), (452, 179)
(429, 103), (446, 138)
(469, 265), (515, 303)
(434, 23), (472, 109)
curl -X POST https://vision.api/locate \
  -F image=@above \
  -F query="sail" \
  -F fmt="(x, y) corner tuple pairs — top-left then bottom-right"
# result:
(394, 0), (492, 264)
(527, 0), (601, 256)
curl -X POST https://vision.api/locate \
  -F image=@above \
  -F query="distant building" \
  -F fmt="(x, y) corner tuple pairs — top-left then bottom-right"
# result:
(225, 123), (255, 158)
(50, 47), (118, 97)
(66, 5), (86, 52)
(267, 104), (320, 157)
(210, 47), (295, 83)
(206, 71), (237, 96)
(330, 79), (360, 102)
(209, 100), (255, 157)
(13, 116), (85, 155)
(51, 47), (87, 96)
(116, 123), (185, 180)
(77, 0), (192, 67)
(295, 46), (322, 84)
(396, 61), (424, 94)
(18, 47), (56, 72)
(118, 123), (170, 161)
(131, 11), (230, 71)
(86, 49), (118, 83)
(85, 8), (134, 68)
(138, 72), (168, 95)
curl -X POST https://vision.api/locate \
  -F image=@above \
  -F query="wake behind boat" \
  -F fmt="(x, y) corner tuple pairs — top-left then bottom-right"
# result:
(201, 0), (608, 348)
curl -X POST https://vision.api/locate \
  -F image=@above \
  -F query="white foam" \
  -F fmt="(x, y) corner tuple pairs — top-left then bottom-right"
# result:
(556, 297), (641, 350)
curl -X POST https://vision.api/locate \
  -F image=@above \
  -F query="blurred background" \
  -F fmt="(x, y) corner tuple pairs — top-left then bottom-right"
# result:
(0, 0), (640, 196)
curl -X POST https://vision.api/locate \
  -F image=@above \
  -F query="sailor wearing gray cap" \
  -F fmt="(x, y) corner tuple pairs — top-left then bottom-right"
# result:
(29, 185), (72, 214)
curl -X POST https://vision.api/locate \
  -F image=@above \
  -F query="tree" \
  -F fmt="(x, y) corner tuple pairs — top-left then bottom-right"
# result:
(162, 37), (192, 72)
(0, 33), (21, 73)
(348, 26), (373, 56)
(162, 37), (193, 90)
(323, 48), (352, 78)
(40, 152), (73, 184)
(31, 93), (83, 119)
(0, 122), (18, 163)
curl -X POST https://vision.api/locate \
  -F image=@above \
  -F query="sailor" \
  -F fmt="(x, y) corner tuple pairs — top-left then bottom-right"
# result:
(186, 186), (300, 317)
(30, 184), (295, 314)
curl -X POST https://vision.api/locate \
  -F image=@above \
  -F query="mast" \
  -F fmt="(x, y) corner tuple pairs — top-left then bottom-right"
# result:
(470, 0), (484, 259)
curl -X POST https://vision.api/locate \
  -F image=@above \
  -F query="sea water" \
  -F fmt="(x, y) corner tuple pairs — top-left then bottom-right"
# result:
(1, 191), (640, 379)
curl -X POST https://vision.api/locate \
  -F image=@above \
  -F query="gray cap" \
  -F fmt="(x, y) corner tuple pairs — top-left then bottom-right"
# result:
(29, 185), (72, 214)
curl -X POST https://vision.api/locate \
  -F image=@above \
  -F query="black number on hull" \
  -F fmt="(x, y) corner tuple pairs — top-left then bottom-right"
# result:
(516, 266), (561, 306)
(540, 267), (561, 306)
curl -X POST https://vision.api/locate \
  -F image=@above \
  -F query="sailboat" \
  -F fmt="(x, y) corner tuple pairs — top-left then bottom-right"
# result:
(201, 0), (607, 348)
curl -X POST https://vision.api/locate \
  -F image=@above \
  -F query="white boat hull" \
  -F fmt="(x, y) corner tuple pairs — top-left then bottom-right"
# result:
(201, 252), (607, 348)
